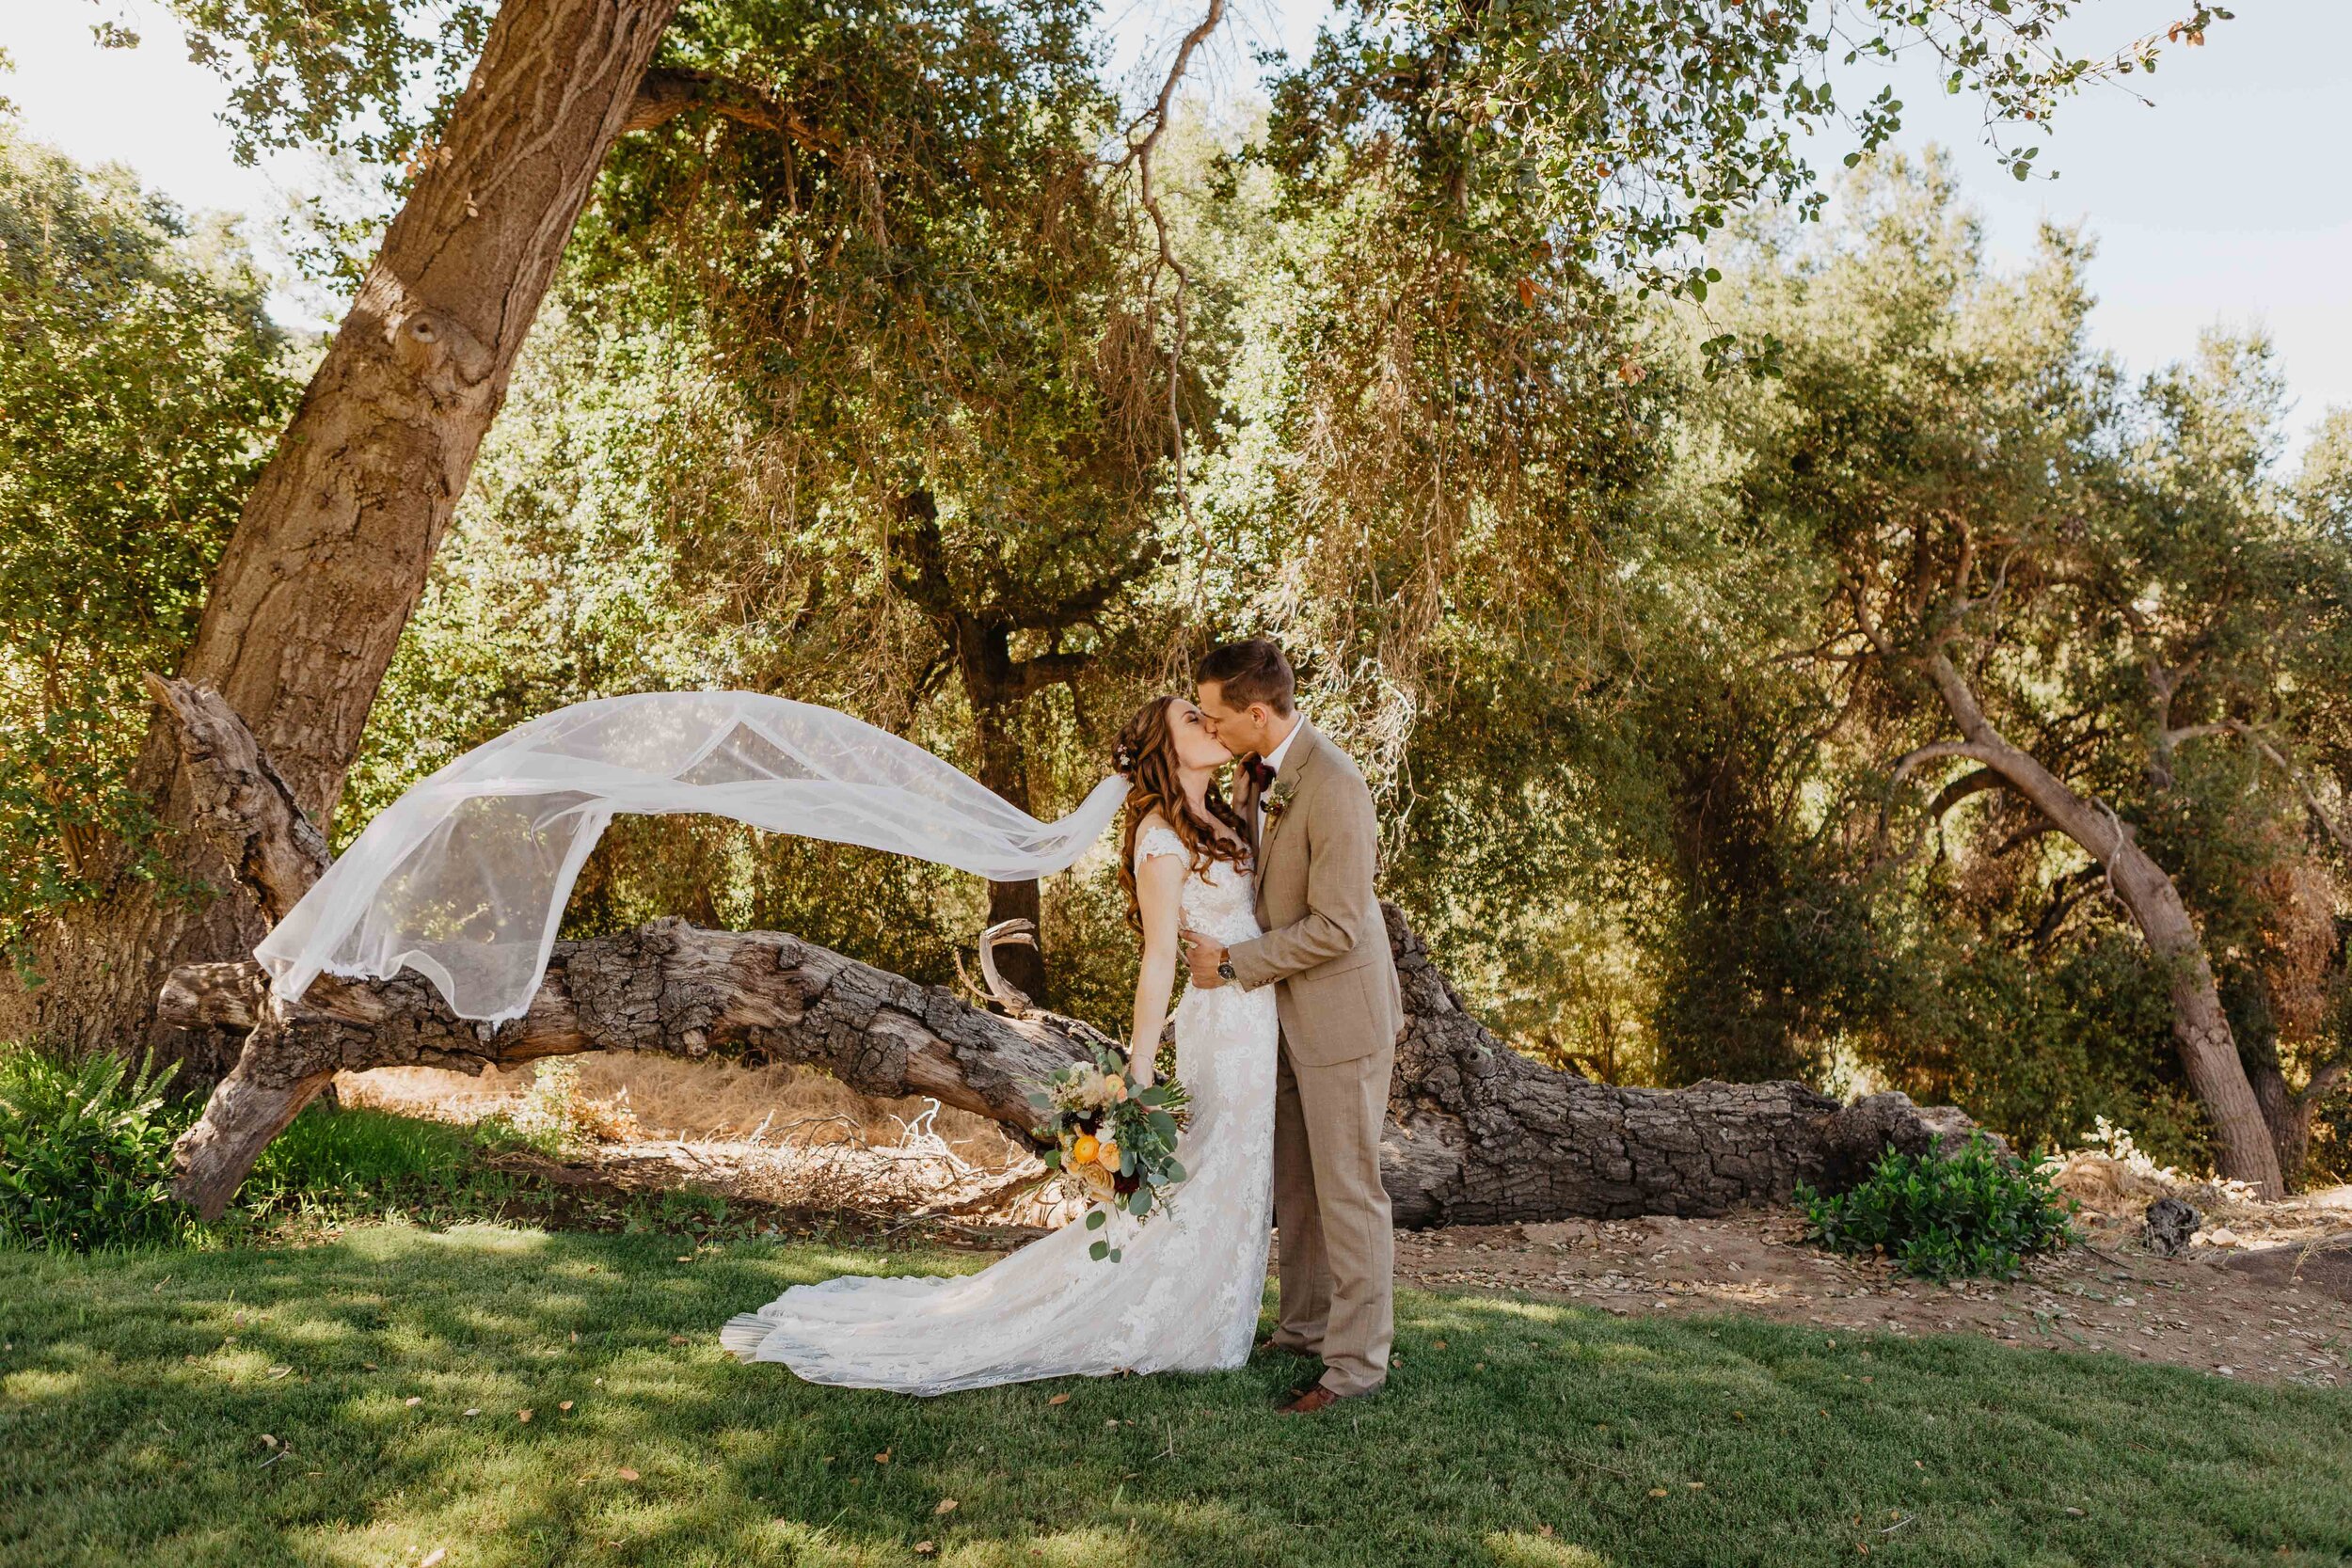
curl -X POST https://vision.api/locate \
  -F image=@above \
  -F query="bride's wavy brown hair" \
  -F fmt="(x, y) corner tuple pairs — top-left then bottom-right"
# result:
(1112, 696), (1252, 934)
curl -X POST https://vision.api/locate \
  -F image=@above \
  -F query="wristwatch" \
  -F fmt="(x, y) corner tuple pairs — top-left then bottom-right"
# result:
(1216, 958), (1237, 983)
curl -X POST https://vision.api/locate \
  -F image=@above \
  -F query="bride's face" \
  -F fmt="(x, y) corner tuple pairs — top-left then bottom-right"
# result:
(1166, 699), (1233, 769)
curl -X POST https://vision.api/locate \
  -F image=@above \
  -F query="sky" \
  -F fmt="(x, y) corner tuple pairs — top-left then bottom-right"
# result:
(5, 0), (2345, 454)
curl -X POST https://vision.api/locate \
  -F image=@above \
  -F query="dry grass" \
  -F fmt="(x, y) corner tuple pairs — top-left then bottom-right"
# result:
(332, 1054), (1069, 1221)
(338, 1054), (1024, 1161)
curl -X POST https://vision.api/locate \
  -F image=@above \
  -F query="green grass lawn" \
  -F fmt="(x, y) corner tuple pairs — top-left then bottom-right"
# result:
(1, 1223), (2344, 1568)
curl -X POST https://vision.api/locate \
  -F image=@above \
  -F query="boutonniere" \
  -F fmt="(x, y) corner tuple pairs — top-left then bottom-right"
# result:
(1263, 777), (1299, 822)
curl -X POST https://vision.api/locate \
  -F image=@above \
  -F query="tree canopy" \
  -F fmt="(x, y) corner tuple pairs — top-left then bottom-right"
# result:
(0, 127), (295, 977)
(21, 0), (2348, 1190)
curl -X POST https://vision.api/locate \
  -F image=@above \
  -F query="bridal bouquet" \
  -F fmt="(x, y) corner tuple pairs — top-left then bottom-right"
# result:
(1024, 1039), (1191, 1262)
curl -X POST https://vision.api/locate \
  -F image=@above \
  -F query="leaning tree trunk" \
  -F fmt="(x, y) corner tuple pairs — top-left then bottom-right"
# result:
(150, 680), (1990, 1222)
(2248, 1055), (2347, 1191)
(1909, 651), (2286, 1197)
(1, 0), (683, 1065)
(969, 684), (1047, 1002)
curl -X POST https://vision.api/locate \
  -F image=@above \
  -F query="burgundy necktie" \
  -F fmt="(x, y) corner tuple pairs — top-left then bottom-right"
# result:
(1245, 755), (1276, 791)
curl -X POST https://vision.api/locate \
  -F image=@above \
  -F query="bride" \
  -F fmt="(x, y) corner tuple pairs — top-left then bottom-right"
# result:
(719, 694), (1281, 1393)
(250, 685), (1281, 1396)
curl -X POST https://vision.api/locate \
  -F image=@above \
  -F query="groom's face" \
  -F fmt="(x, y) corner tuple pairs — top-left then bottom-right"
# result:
(1195, 681), (1275, 757)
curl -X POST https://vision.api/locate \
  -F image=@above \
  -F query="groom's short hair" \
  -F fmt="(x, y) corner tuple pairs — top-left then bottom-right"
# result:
(1197, 638), (1295, 715)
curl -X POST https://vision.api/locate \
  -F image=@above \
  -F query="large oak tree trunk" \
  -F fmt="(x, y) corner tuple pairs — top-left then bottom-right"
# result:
(1910, 651), (2286, 1196)
(970, 682), (1047, 1001)
(151, 681), (1991, 1223)
(1, 0), (683, 1067)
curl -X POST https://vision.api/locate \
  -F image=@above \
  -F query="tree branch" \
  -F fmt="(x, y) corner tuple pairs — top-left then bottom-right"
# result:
(1015, 651), (1092, 696)
(140, 674), (327, 925)
(1888, 739), (2003, 790)
(1119, 0), (1226, 529)
(1846, 575), (1898, 660)
(624, 67), (833, 150)
(2028, 863), (2107, 952)
(1927, 766), (2008, 821)
(2231, 720), (2352, 858)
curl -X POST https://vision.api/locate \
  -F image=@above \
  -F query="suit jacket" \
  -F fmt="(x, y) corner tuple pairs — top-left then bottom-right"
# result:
(1226, 719), (1406, 1067)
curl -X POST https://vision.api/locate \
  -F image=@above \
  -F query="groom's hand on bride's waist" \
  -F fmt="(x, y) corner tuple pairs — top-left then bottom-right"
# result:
(1178, 928), (1230, 989)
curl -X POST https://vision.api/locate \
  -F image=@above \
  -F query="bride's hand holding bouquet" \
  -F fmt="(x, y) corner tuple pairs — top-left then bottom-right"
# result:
(1024, 1038), (1191, 1262)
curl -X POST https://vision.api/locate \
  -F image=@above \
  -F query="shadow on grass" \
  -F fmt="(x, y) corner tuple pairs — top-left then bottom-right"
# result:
(1, 1226), (2347, 1568)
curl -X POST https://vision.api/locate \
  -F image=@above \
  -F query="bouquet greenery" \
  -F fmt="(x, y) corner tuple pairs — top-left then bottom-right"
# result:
(1024, 1038), (1192, 1262)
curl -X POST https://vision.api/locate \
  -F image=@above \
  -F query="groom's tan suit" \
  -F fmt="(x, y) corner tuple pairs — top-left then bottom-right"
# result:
(1228, 719), (1403, 1398)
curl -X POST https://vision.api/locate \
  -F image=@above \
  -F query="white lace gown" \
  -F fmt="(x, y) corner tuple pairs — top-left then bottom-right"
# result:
(719, 824), (1280, 1394)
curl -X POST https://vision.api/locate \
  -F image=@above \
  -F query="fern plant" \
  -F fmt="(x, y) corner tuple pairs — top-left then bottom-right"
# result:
(0, 1046), (195, 1251)
(1796, 1132), (2078, 1281)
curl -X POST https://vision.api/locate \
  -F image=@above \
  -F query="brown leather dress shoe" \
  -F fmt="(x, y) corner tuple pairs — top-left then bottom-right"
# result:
(1278, 1384), (1369, 1416)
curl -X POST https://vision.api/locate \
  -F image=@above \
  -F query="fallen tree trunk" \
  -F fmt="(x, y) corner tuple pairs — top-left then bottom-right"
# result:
(152, 679), (1990, 1222)
(1377, 910), (1985, 1225)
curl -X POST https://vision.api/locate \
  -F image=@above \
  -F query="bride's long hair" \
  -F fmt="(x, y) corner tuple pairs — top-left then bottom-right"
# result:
(1111, 695), (1251, 935)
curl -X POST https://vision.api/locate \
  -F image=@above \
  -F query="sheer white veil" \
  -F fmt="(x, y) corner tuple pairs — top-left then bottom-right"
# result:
(255, 690), (1131, 1022)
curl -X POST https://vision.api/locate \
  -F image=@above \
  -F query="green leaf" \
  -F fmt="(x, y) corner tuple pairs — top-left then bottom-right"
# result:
(1085, 1208), (1106, 1230)
(1089, 1239), (1108, 1260)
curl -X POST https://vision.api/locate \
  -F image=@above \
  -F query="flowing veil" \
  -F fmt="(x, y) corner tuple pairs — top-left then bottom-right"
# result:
(256, 690), (1129, 1022)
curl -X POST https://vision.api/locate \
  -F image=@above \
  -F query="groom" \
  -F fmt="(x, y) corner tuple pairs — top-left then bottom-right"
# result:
(1182, 638), (1404, 1415)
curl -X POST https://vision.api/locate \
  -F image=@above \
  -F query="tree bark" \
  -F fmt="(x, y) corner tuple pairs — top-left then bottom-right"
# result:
(1377, 907), (1990, 1224)
(896, 491), (1049, 997)
(967, 657), (1046, 1002)
(2248, 1055), (2346, 1189)
(2, 0), (683, 1065)
(159, 911), (1990, 1225)
(1904, 649), (2287, 1196)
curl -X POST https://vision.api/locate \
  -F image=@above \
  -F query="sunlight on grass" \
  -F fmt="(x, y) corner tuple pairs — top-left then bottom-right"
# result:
(1, 1226), (2345, 1567)
(1439, 1295), (1582, 1327)
(1484, 1530), (1613, 1567)
(418, 1220), (558, 1255)
(1, 1365), (88, 1402)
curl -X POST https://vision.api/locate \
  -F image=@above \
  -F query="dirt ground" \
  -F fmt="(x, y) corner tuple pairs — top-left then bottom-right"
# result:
(1387, 1200), (2352, 1389)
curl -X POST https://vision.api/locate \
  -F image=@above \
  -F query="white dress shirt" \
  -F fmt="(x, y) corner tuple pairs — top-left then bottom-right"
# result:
(1254, 721), (1302, 840)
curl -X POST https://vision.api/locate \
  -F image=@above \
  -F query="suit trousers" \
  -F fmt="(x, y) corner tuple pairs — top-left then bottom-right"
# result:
(1267, 1027), (1396, 1396)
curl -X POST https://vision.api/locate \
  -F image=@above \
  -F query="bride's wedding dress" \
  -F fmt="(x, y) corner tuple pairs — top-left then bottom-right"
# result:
(243, 689), (1275, 1395)
(720, 822), (1279, 1394)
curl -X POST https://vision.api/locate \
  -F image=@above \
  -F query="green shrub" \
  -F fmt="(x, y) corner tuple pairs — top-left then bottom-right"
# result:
(244, 1101), (477, 1209)
(1796, 1132), (2078, 1280)
(0, 1046), (196, 1251)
